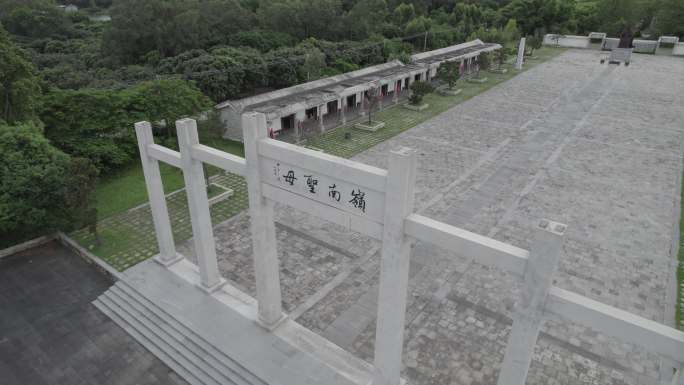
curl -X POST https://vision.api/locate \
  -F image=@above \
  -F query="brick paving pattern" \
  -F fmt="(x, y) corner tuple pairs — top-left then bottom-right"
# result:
(197, 49), (683, 385)
(71, 173), (248, 271)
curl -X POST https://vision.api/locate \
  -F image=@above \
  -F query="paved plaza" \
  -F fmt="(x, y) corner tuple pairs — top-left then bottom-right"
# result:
(181, 49), (684, 385)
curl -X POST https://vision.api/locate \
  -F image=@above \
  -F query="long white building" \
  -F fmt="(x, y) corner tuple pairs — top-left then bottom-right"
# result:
(217, 39), (501, 141)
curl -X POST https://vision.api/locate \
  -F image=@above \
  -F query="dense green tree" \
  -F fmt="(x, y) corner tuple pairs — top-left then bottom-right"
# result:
(0, 0), (73, 38)
(655, 0), (684, 37)
(40, 79), (210, 172)
(499, 0), (575, 36)
(64, 157), (100, 243)
(260, 0), (344, 41)
(130, 78), (212, 137)
(394, 3), (416, 26)
(346, 0), (389, 39)
(228, 30), (297, 52)
(405, 15), (432, 48)
(103, 0), (256, 63)
(478, 51), (491, 72)
(196, 0), (255, 47)
(408, 80), (433, 105)
(211, 46), (268, 93)
(0, 122), (72, 245)
(158, 50), (246, 103)
(0, 24), (41, 124)
(437, 61), (461, 89)
(40, 88), (140, 172)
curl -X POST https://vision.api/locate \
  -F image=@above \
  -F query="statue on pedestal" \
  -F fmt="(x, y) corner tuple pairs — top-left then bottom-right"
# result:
(618, 27), (635, 49)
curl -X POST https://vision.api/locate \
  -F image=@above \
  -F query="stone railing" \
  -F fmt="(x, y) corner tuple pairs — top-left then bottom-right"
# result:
(135, 114), (684, 385)
(673, 43), (684, 56)
(543, 34), (591, 48)
(544, 33), (684, 57)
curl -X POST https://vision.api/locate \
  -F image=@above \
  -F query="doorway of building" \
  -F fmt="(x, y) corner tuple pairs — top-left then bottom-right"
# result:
(346, 94), (357, 109)
(281, 114), (295, 132)
(326, 100), (339, 115)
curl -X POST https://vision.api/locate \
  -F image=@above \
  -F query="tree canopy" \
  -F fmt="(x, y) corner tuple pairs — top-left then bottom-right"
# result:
(40, 79), (210, 173)
(0, 122), (72, 244)
(0, 24), (41, 124)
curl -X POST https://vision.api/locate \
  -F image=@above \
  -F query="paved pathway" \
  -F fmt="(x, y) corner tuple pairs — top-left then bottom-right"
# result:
(187, 49), (684, 385)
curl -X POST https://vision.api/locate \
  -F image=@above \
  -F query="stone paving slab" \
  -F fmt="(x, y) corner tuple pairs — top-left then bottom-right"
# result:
(194, 49), (684, 385)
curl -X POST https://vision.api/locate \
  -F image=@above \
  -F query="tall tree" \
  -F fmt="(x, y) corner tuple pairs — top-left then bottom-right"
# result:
(346, 0), (389, 39)
(0, 24), (41, 124)
(0, 123), (72, 246)
(655, 0), (684, 37)
(40, 79), (210, 172)
(499, 0), (575, 36)
(260, 0), (344, 41)
(0, 0), (73, 38)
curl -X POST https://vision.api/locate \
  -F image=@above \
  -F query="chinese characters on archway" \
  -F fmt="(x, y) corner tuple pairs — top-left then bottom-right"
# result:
(272, 162), (367, 213)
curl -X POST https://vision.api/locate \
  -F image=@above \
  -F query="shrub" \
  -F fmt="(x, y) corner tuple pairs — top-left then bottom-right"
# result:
(409, 81), (434, 105)
(478, 52), (491, 72)
(437, 61), (461, 89)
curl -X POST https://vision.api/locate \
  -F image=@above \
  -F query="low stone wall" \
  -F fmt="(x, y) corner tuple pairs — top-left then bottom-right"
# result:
(674, 43), (684, 56)
(0, 234), (57, 259)
(601, 38), (620, 50)
(633, 39), (658, 54)
(543, 34), (591, 49)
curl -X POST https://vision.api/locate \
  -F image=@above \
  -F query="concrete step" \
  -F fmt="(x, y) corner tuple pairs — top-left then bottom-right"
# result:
(112, 281), (264, 385)
(93, 297), (207, 385)
(120, 259), (366, 385)
(103, 287), (237, 385)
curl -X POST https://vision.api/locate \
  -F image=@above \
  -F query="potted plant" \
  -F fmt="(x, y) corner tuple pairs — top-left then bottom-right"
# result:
(354, 85), (386, 132)
(467, 52), (489, 83)
(525, 36), (542, 59)
(490, 48), (509, 74)
(436, 61), (463, 95)
(403, 80), (434, 111)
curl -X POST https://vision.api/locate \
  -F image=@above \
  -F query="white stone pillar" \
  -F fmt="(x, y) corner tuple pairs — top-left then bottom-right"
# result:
(319, 104), (325, 133)
(340, 97), (347, 125)
(661, 362), (684, 385)
(134, 122), (182, 266)
(675, 364), (684, 385)
(392, 80), (399, 103)
(497, 219), (566, 385)
(242, 112), (285, 330)
(515, 37), (526, 70)
(661, 359), (677, 384)
(372, 147), (417, 385)
(176, 118), (225, 292)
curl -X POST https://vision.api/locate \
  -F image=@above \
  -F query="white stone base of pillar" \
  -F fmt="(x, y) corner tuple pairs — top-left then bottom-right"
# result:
(256, 313), (288, 331)
(154, 252), (184, 267)
(196, 277), (227, 294)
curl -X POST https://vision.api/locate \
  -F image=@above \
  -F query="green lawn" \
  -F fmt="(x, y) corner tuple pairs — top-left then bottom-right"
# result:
(94, 133), (244, 218)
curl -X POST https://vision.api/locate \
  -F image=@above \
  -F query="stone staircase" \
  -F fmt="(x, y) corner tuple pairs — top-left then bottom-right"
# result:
(93, 280), (267, 385)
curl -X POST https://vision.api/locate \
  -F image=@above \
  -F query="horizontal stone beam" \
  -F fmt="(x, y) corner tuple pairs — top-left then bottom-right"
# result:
(258, 138), (388, 193)
(191, 144), (246, 176)
(404, 214), (529, 276)
(261, 182), (383, 240)
(147, 143), (181, 168)
(545, 286), (684, 363)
